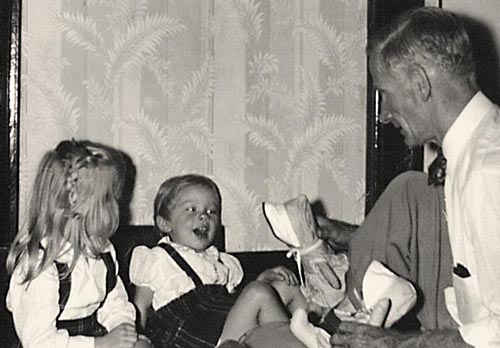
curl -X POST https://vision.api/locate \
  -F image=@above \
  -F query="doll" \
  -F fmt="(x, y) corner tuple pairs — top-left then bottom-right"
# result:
(264, 194), (417, 348)
(263, 194), (349, 310)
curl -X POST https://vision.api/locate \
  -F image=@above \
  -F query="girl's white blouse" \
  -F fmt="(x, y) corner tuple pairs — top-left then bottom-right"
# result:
(7, 243), (135, 348)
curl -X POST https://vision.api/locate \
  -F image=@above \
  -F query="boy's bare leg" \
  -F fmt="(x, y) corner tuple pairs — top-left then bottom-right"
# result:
(219, 281), (289, 342)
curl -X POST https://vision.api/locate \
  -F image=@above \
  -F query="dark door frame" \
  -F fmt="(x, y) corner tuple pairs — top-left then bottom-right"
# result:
(0, 0), (21, 246)
(365, 0), (425, 213)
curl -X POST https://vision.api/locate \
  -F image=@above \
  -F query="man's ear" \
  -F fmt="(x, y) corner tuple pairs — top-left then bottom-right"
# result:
(408, 63), (431, 101)
(156, 216), (172, 234)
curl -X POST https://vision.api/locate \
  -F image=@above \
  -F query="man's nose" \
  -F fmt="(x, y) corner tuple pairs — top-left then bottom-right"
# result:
(375, 90), (392, 124)
(379, 110), (393, 124)
(199, 211), (208, 220)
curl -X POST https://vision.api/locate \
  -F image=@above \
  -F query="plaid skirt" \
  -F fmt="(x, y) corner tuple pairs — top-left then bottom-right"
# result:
(11, 311), (107, 348)
(147, 284), (238, 348)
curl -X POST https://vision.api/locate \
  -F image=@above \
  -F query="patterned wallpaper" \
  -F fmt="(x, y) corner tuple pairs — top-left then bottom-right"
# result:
(19, 0), (367, 251)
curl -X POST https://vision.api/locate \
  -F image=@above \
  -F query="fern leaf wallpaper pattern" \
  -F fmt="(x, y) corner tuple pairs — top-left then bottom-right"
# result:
(20, 0), (367, 251)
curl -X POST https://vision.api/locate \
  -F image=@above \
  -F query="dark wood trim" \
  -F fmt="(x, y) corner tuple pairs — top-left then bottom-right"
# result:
(365, 0), (424, 214)
(0, 0), (21, 246)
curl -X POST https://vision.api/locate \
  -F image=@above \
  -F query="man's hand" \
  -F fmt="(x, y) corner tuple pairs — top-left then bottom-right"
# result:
(257, 266), (299, 285)
(315, 216), (357, 251)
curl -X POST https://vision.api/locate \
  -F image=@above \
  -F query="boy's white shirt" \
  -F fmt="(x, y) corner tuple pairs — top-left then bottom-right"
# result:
(6, 240), (135, 348)
(129, 236), (244, 311)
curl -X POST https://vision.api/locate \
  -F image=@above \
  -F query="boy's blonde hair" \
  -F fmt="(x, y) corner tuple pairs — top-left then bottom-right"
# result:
(154, 174), (221, 235)
(7, 139), (124, 283)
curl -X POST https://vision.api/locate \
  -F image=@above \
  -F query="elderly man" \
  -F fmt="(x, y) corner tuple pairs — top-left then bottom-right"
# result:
(321, 6), (500, 348)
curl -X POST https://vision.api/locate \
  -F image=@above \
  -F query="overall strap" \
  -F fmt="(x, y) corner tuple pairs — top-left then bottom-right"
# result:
(157, 243), (203, 286)
(54, 252), (117, 319)
(54, 262), (71, 320)
(99, 252), (117, 296)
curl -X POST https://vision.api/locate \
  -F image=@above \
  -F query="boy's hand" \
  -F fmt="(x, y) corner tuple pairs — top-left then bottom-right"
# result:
(95, 323), (138, 348)
(257, 266), (299, 285)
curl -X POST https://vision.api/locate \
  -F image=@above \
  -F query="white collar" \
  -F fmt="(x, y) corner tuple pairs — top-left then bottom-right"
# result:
(158, 236), (220, 258)
(40, 237), (113, 263)
(442, 91), (494, 173)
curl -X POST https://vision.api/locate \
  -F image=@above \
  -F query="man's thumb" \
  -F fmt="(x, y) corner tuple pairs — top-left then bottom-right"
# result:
(368, 298), (391, 327)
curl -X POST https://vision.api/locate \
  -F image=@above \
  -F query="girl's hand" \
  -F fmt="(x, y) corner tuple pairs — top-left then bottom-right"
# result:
(257, 266), (299, 285)
(95, 323), (138, 348)
(134, 335), (153, 348)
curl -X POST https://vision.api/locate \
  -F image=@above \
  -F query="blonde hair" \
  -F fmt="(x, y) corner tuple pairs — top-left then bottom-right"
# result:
(154, 174), (221, 235)
(7, 139), (124, 283)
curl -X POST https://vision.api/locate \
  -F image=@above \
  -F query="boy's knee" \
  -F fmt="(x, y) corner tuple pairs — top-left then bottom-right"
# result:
(269, 279), (303, 302)
(241, 281), (277, 301)
(269, 279), (290, 293)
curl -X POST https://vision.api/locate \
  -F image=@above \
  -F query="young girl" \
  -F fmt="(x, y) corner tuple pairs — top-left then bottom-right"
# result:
(130, 174), (307, 347)
(6, 139), (149, 348)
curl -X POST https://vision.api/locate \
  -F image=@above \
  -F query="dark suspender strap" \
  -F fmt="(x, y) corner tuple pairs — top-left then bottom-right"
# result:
(54, 252), (117, 320)
(98, 252), (117, 307)
(54, 262), (71, 320)
(158, 243), (203, 286)
(100, 252), (117, 294)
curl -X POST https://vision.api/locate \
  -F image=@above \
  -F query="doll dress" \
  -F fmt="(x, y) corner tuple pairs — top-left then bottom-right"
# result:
(146, 243), (238, 348)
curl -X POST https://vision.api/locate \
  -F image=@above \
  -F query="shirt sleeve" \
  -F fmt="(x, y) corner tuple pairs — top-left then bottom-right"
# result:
(129, 246), (158, 289)
(459, 163), (500, 347)
(219, 252), (244, 293)
(97, 248), (136, 331)
(6, 265), (94, 348)
(130, 244), (202, 310)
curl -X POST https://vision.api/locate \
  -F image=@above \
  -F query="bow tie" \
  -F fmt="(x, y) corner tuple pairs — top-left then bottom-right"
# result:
(428, 150), (447, 186)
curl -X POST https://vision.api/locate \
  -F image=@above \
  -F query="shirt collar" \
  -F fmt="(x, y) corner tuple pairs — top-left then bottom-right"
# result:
(159, 236), (220, 258)
(40, 237), (113, 263)
(442, 91), (494, 173)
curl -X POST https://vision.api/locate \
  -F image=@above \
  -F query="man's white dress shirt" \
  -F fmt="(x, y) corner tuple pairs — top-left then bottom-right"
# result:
(443, 92), (500, 348)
